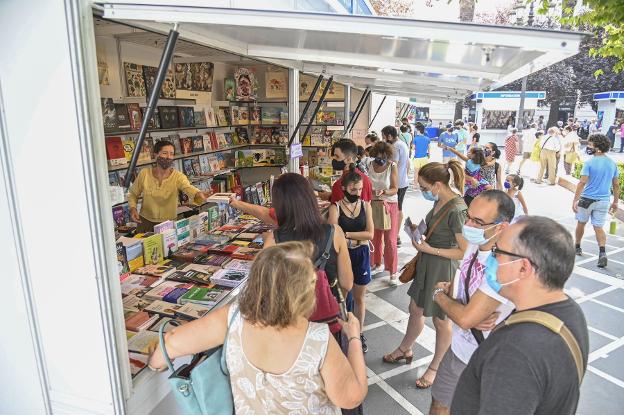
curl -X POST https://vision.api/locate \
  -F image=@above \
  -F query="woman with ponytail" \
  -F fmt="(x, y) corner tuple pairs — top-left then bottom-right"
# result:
(329, 165), (374, 352)
(383, 160), (468, 390)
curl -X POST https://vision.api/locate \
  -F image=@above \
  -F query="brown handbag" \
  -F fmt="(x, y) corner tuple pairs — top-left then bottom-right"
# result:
(398, 198), (459, 284)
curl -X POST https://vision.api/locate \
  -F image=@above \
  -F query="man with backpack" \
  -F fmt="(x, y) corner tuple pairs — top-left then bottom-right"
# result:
(450, 216), (589, 415)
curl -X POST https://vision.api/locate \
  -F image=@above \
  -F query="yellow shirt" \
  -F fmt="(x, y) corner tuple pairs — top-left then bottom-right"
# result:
(127, 168), (202, 223)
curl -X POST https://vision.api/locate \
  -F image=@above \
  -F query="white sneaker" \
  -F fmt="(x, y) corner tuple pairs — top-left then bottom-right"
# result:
(372, 265), (384, 273)
(388, 276), (399, 286)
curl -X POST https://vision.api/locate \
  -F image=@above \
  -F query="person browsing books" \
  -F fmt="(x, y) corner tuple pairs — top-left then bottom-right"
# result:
(328, 167), (374, 352)
(127, 140), (211, 232)
(148, 242), (368, 413)
(318, 139), (373, 203)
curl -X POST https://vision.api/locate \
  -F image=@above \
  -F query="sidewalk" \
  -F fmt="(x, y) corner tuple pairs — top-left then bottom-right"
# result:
(361, 148), (624, 414)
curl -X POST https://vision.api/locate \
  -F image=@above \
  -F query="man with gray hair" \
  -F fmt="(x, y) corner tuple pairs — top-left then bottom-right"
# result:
(451, 216), (589, 415)
(429, 190), (516, 415)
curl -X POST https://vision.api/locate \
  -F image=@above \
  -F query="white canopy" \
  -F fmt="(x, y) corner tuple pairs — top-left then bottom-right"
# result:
(99, 3), (586, 100)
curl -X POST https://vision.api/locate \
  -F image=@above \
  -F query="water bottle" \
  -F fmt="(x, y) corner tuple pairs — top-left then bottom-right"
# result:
(609, 214), (617, 235)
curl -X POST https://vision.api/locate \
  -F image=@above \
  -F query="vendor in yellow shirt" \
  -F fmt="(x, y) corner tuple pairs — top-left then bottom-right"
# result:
(128, 140), (211, 232)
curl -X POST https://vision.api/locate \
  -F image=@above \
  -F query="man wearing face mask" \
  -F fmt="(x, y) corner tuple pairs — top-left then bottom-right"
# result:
(451, 216), (589, 415)
(429, 190), (516, 415)
(127, 140), (211, 232)
(382, 125), (410, 246)
(572, 133), (620, 267)
(319, 139), (373, 204)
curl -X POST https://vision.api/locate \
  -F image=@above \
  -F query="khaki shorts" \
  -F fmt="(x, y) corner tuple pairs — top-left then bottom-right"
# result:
(431, 348), (467, 408)
(413, 157), (429, 169)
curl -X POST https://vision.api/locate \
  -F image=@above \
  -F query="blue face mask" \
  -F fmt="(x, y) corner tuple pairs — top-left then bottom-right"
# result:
(374, 157), (387, 166)
(462, 224), (497, 245)
(422, 190), (438, 202)
(504, 181), (511, 190)
(484, 254), (521, 293)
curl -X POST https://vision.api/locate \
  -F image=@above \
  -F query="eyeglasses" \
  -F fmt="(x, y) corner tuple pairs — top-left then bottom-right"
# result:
(491, 246), (538, 270)
(466, 212), (496, 228)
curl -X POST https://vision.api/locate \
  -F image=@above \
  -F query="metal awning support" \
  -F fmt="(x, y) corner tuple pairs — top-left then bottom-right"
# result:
(348, 89), (371, 134)
(345, 87), (370, 133)
(123, 25), (179, 188)
(369, 96), (387, 130)
(287, 74), (323, 147)
(301, 76), (333, 145)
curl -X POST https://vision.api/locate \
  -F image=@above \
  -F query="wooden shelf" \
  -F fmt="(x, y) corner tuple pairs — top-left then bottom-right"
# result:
(104, 125), (232, 136)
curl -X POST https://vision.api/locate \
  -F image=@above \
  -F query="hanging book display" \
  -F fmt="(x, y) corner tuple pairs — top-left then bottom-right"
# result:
(224, 78), (236, 101)
(265, 71), (287, 99)
(234, 67), (258, 101)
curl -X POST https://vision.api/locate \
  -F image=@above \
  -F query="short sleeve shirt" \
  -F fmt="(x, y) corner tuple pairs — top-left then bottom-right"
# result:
(393, 140), (410, 189)
(330, 168), (373, 203)
(413, 134), (431, 158)
(440, 132), (459, 157)
(580, 156), (619, 201)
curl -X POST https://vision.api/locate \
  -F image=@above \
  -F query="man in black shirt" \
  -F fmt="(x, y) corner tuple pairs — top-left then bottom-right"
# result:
(451, 216), (589, 415)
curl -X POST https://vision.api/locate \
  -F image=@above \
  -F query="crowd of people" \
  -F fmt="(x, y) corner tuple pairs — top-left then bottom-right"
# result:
(145, 116), (624, 414)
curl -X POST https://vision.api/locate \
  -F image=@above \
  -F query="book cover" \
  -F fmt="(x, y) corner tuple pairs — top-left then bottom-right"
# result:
(178, 107), (195, 128)
(144, 281), (193, 301)
(175, 218), (191, 246)
(158, 106), (179, 129)
(105, 136), (126, 166)
(168, 133), (182, 155)
(216, 107), (228, 126)
(280, 111), (288, 125)
(101, 98), (118, 132)
(191, 135), (204, 153)
(153, 220), (174, 234)
(125, 311), (159, 332)
(161, 228), (178, 257)
(118, 237), (144, 272)
(133, 263), (175, 279)
(235, 67), (258, 101)
(124, 62), (146, 97)
(127, 330), (159, 354)
(167, 269), (212, 285)
(224, 78), (236, 101)
(223, 133), (234, 147)
(176, 303), (211, 320)
(163, 287), (191, 304)
(209, 132), (219, 150)
(249, 106), (261, 125)
(144, 300), (183, 317)
(120, 274), (158, 297)
(148, 317), (177, 333)
(138, 138), (153, 163)
(211, 268), (248, 288)
(230, 106), (241, 125)
(198, 155), (210, 175)
(205, 107), (217, 127)
(224, 259), (253, 272)
(172, 247), (202, 263)
(122, 294), (152, 312)
(140, 106), (161, 129)
(180, 136), (193, 155)
(261, 107), (281, 125)
(179, 286), (230, 306)
(129, 352), (148, 377)
(191, 159), (201, 178)
(162, 69), (176, 98)
(127, 103), (143, 130)
(116, 241), (130, 276)
(142, 65), (160, 98)
(189, 215), (203, 241)
(182, 159), (195, 177)
(115, 104), (131, 130)
(231, 246), (260, 261)
(194, 109), (207, 127)
(259, 128), (273, 144)
(238, 106), (250, 125)
(142, 233), (164, 266)
(121, 137), (137, 162)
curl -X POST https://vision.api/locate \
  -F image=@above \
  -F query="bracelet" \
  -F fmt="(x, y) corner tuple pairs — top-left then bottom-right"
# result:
(432, 287), (446, 302)
(436, 248), (441, 256)
(348, 336), (362, 344)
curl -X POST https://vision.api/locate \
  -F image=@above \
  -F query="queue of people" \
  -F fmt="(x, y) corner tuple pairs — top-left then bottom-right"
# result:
(144, 123), (609, 415)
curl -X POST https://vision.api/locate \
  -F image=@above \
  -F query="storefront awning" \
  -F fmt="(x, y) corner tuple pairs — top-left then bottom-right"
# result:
(99, 3), (586, 100)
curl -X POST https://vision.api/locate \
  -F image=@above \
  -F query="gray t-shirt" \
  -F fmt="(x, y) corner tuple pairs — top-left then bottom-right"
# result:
(393, 139), (410, 189)
(451, 297), (589, 415)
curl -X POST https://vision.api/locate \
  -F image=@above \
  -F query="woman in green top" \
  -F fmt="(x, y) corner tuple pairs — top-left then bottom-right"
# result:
(382, 160), (468, 390)
(128, 140), (211, 232)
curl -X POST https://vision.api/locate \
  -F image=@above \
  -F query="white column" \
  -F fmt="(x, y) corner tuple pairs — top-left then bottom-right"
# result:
(288, 68), (300, 173)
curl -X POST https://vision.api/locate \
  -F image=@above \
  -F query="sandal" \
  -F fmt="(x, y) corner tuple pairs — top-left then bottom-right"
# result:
(415, 366), (438, 389)
(383, 346), (413, 364)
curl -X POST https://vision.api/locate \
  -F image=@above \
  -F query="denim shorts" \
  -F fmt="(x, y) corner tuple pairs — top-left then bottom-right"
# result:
(349, 244), (371, 286)
(576, 199), (610, 227)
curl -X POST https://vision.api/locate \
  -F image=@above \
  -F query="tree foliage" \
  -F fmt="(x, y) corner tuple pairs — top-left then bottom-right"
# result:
(537, 0), (624, 73)
(369, 0), (416, 16)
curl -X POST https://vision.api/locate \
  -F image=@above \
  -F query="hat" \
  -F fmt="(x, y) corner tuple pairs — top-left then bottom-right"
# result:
(446, 123), (453, 129)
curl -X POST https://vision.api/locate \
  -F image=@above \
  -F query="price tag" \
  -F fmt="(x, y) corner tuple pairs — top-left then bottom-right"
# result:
(290, 143), (303, 159)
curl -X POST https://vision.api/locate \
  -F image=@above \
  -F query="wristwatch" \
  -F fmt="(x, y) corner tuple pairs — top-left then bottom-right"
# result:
(432, 287), (446, 302)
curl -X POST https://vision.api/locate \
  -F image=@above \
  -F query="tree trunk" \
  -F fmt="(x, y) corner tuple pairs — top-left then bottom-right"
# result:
(547, 100), (560, 129)
(459, 0), (476, 22)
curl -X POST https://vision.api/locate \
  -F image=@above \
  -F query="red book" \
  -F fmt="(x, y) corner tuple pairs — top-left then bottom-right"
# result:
(209, 132), (219, 150)
(105, 136), (126, 166)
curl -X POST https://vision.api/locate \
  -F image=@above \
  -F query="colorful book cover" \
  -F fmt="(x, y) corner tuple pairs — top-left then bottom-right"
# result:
(211, 269), (248, 288)
(216, 107), (228, 126)
(167, 269), (212, 285)
(224, 78), (236, 101)
(133, 263), (175, 279)
(125, 311), (159, 332)
(119, 273), (159, 297)
(238, 106), (250, 125)
(261, 107), (281, 125)
(224, 259), (253, 272)
(158, 106), (179, 129)
(179, 286), (231, 306)
(168, 133), (182, 155)
(105, 136), (126, 166)
(142, 233), (164, 266)
(145, 300), (182, 317)
(127, 103), (142, 130)
(122, 294), (152, 313)
(163, 287), (191, 304)
(249, 106), (261, 125)
(127, 330), (159, 354)
(193, 109), (207, 127)
(144, 281), (193, 301)
(230, 106), (241, 125)
(189, 135), (202, 153)
(180, 136), (193, 155)
(175, 218), (191, 246)
(178, 107), (195, 128)
(124, 62), (146, 97)
(140, 106), (160, 129)
(129, 352), (148, 377)
(205, 107), (217, 127)
(182, 159), (195, 177)
(118, 237), (144, 272)
(116, 241), (130, 277)
(162, 228), (178, 257)
(176, 303), (211, 320)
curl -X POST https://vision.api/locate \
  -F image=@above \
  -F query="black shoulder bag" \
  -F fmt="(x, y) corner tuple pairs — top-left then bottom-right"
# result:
(464, 251), (485, 344)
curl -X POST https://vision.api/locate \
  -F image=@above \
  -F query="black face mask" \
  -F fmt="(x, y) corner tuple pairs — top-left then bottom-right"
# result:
(344, 192), (360, 203)
(332, 159), (346, 171)
(374, 157), (387, 166)
(586, 147), (596, 155)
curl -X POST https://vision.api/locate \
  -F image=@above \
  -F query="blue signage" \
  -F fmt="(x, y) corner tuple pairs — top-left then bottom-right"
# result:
(593, 91), (624, 101)
(470, 91), (546, 100)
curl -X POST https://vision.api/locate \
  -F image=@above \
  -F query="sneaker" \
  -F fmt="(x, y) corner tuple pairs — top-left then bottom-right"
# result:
(360, 334), (368, 353)
(388, 276), (399, 286)
(397, 238), (402, 246)
(372, 264), (384, 274)
(575, 246), (583, 256)
(598, 253), (608, 268)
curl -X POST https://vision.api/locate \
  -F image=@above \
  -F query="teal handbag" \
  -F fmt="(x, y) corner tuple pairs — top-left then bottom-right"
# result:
(158, 308), (239, 415)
